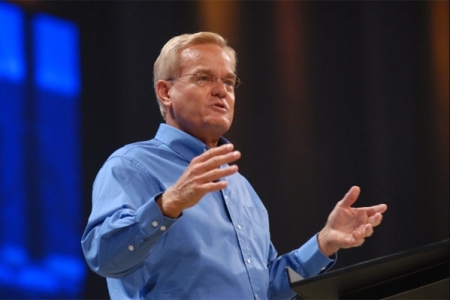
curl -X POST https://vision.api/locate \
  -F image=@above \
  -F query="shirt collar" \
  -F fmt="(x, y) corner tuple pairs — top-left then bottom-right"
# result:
(154, 124), (230, 162)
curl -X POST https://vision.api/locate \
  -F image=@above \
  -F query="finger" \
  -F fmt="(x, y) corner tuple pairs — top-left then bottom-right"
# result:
(367, 204), (388, 215)
(196, 150), (241, 174)
(194, 144), (235, 163)
(201, 180), (229, 193)
(201, 164), (239, 183)
(361, 204), (387, 222)
(363, 224), (374, 237)
(352, 223), (370, 239)
(351, 229), (369, 246)
(367, 212), (384, 227)
(338, 186), (360, 208)
(353, 238), (365, 248)
(343, 235), (364, 248)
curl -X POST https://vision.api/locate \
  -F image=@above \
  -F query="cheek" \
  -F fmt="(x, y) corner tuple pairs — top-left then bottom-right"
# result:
(172, 101), (198, 119)
(171, 90), (199, 113)
(228, 97), (235, 116)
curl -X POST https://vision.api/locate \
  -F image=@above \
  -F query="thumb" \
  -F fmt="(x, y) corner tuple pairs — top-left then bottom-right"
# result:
(339, 186), (360, 208)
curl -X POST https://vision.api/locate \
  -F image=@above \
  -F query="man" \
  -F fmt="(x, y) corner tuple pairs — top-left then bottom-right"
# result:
(81, 32), (387, 299)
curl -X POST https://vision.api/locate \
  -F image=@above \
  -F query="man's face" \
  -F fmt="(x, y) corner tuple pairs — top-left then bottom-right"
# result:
(165, 43), (236, 146)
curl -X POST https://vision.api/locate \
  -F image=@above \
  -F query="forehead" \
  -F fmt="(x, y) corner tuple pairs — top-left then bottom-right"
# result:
(179, 44), (235, 73)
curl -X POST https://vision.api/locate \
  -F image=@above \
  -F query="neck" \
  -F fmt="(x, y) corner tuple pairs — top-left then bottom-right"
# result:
(164, 122), (222, 148)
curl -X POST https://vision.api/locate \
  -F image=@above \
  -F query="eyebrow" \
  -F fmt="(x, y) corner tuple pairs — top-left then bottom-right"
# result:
(194, 69), (237, 79)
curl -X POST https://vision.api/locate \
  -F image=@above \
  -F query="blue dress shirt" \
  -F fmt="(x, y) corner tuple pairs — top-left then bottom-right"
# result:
(81, 124), (334, 300)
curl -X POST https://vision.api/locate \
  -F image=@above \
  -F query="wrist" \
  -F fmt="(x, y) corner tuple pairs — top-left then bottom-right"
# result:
(156, 193), (182, 219)
(318, 229), (339, 257)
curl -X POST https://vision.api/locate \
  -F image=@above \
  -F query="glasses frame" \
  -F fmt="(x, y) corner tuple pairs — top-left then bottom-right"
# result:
(168, 73), (242, 90)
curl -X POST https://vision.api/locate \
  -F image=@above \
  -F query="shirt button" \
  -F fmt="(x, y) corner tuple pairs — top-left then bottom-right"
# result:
(237, 225), (242, 229)
(160, 226), (167, 231)
(152, 221), (158, 227)
(321, 267), (326, 271)
(254, 294), (259, 299)
(128, 245), (134, 251)
(224, 195), (228, 200)
(247, 258), (251, 264)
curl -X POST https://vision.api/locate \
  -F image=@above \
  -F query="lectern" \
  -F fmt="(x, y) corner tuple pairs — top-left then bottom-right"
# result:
(287, 239), (449, 299)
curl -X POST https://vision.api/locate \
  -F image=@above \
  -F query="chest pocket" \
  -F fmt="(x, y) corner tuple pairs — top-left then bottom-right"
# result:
(243, 206), (269, 229)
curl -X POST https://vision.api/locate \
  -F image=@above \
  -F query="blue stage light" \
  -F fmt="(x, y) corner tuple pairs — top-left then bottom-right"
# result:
(0, 2), (26, 81)
(33, 13), (81, 96)
(0, 4), (85, 298)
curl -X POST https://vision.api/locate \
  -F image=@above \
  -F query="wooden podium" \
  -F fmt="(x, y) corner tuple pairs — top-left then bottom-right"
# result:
(287, 239), (449, 299)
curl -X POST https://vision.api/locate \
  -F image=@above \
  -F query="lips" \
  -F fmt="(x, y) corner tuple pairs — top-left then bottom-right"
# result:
(211, 101), (227, 111)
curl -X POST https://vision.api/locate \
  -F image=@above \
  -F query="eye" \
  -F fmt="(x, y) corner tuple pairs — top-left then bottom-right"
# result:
(198, 74), (212, 83)
(223, 79), (235, 87)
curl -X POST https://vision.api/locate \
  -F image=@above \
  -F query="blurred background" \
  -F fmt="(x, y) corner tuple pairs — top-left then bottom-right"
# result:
(0, 1), (448, 299)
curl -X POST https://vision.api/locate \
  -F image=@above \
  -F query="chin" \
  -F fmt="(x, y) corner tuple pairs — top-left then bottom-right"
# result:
(205, 120), (232, 136)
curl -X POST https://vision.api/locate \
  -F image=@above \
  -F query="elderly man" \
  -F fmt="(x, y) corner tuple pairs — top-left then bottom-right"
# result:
(81, 32), (387, 299)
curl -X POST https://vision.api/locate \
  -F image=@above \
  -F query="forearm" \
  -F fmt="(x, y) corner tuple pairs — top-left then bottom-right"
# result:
(267, 235), (336, 299)
(81, 197), (177, 278)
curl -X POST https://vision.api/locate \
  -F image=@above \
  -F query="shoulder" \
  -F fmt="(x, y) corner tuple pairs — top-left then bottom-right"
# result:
(109, 139), (162, 158)
(95, 140), (161, 175)
(99, 138), (184, 176)
(93, 140), (167, 190)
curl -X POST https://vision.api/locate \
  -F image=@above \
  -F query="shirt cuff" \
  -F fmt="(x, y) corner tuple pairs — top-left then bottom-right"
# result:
(294, 234), (336, 277)
(136, 193), (179, 236)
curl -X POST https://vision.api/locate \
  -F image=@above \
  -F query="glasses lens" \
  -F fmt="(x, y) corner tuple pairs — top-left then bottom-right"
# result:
(234, 78), (241, 89)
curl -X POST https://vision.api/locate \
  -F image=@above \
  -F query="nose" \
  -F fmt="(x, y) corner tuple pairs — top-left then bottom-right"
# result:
(211, 78), (228, 98)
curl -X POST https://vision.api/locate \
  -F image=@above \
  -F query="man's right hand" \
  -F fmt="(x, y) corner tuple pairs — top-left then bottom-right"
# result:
(156, 143), (241, 218)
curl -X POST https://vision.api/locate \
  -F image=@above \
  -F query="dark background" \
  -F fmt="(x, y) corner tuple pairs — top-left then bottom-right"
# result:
(12, 1), (449, 299)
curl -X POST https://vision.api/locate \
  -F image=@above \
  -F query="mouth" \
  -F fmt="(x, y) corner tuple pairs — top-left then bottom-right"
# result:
(211, 102), (227, 111)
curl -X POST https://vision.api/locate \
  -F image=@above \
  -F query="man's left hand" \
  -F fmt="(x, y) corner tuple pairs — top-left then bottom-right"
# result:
(318, 186), (388, 257)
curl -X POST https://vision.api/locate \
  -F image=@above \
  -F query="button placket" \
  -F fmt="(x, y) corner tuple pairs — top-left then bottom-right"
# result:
(222, 185), (256, 294)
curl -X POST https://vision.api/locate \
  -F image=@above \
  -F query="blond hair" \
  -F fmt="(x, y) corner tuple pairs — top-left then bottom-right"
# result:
(153, 32), (237, 119)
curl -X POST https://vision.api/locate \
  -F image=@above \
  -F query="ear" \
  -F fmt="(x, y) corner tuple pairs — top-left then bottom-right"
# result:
(156, 80), (172, 108)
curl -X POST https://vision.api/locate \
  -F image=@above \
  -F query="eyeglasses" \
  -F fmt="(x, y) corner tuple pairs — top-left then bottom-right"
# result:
(168, 73), (242, 91)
